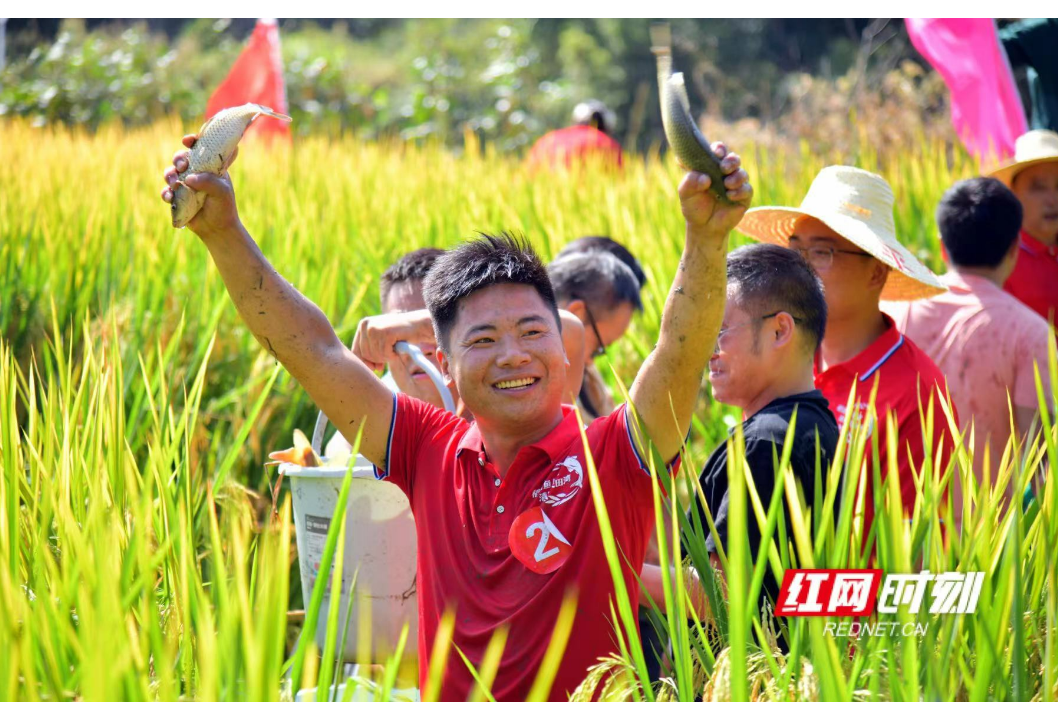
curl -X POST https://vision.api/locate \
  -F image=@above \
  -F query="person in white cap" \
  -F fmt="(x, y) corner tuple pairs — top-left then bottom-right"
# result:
(737, 166), (958, 533)
(989, 129), (1058, 326)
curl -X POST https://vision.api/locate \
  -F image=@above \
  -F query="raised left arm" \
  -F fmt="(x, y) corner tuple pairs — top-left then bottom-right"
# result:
(628, 143), (751, 462)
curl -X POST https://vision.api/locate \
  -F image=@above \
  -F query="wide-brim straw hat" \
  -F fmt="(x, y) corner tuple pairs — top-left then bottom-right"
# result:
(737, 166), (947, 301)
(987, 129), (1058, 187)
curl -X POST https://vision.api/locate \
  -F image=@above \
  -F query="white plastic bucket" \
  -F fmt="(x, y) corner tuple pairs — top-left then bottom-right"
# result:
(281, 342), (451, 663)
(283, 457), (418, 663)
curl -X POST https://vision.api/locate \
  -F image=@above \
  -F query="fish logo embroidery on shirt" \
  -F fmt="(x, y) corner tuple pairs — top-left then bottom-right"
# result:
(532, 455), (584, 507)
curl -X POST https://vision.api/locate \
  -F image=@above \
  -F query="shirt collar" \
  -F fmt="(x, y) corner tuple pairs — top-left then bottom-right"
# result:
(1019, 229), (1058, 258)
(815, 313), (905, 382)
(758, 389), (829, 413)
(942, 268), (1003, 294)
(456, 404), (582, 464)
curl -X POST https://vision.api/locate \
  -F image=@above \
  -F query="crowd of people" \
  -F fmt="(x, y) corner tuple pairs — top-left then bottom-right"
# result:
(160, 118), (1058, 698)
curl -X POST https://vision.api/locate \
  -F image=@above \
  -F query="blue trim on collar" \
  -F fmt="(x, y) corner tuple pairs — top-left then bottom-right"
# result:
(860, 334), (905, 381)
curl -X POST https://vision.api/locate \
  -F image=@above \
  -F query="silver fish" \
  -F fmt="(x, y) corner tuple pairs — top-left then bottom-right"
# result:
(171, 103), (292, 228)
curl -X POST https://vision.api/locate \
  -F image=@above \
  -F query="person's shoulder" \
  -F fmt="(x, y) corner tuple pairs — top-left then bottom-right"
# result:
(398, 392), (468, 435)
(750, 393), (837, 441)
(527, 128), (564, 153)
(744, 401), (799, 447)
(745, 408), (792, 442)
(585, 402), (641, 451)
(792, 393), (839, 430)
(995, 291), (1054, 338)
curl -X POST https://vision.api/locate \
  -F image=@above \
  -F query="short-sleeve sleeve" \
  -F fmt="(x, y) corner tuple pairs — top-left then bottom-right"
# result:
(585, 403), (682, 508)
(373, 392), (466, 499)
(1014, 321), (1056, 410)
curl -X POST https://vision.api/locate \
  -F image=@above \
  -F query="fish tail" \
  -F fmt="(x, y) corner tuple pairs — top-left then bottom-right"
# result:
(255, 106), (292, 123)
(649, 22), (671, 56)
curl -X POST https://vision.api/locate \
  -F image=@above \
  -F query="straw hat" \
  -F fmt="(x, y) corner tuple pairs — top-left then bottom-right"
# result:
(737, 166), (947, 301)
(988, 130), (1058, 187)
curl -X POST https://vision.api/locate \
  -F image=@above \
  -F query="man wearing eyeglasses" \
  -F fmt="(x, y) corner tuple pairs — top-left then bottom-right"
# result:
(639, 243), (838, 635)
(681, 244), (838, 604)
(548, 250), (643, 422)
(737, 166), (957, 535)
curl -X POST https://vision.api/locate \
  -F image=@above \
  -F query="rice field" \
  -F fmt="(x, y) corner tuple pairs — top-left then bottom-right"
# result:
(1, 118), (1055, 701)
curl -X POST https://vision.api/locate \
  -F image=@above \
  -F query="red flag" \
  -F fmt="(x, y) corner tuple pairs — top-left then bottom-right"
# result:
(206, 18), (290, 142)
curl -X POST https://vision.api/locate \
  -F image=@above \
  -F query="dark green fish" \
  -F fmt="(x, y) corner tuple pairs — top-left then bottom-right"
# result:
(651, 24), (737, 206)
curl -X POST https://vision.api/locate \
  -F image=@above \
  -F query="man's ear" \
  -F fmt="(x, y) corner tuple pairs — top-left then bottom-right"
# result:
(437, 348), (453, 384)
(773, 312), (797, 349)
(565, 298), (588, 324)
(870, 260), (890, 290)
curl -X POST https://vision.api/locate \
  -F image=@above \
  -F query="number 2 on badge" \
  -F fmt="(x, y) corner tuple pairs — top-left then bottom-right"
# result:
(527, 521), (560, 561)
(509, 507), (573, 574)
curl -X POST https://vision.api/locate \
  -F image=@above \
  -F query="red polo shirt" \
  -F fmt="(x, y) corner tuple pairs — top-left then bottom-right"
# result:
(375, 393), (666, 701)
(814, 315), (956, 529)
(526, 125), (623, 170)
(1004, 230), (1058, 328)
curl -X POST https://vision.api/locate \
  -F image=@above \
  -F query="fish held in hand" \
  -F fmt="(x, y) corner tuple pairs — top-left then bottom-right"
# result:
(650, 24), (738, 206)
(171, 103), (292, 228)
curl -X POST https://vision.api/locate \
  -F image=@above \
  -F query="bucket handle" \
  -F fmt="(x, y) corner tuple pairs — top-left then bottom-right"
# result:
(311, 341), (455, 455)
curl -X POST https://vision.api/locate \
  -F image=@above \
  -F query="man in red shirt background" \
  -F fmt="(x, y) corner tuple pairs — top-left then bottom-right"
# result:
(527, 99), (623, 170)
(989, 129), (1058, 327)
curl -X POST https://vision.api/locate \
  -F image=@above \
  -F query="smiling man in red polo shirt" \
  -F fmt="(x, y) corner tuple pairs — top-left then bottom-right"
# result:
(737, 166), (957, 534)
(160, 134), (751, 699)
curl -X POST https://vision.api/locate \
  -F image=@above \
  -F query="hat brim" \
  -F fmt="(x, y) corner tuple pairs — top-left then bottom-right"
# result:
(988, 155), (1058, 187)
(737, 206), (947, 302)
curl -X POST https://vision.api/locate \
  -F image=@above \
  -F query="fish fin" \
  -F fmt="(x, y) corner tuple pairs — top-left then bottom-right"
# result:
(198, 115), (216, 136)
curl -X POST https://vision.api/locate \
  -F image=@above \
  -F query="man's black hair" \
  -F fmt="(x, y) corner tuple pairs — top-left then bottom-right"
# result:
(936, 177), (1023, 269)
(422, 232), (559, 352)
(380, 247), (446, 308)
(555, 235), (647, 287)
(548, 251), (643, 317)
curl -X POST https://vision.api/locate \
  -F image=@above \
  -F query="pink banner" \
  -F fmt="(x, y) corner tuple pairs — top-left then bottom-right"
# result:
(906, 18), (1027, 161)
